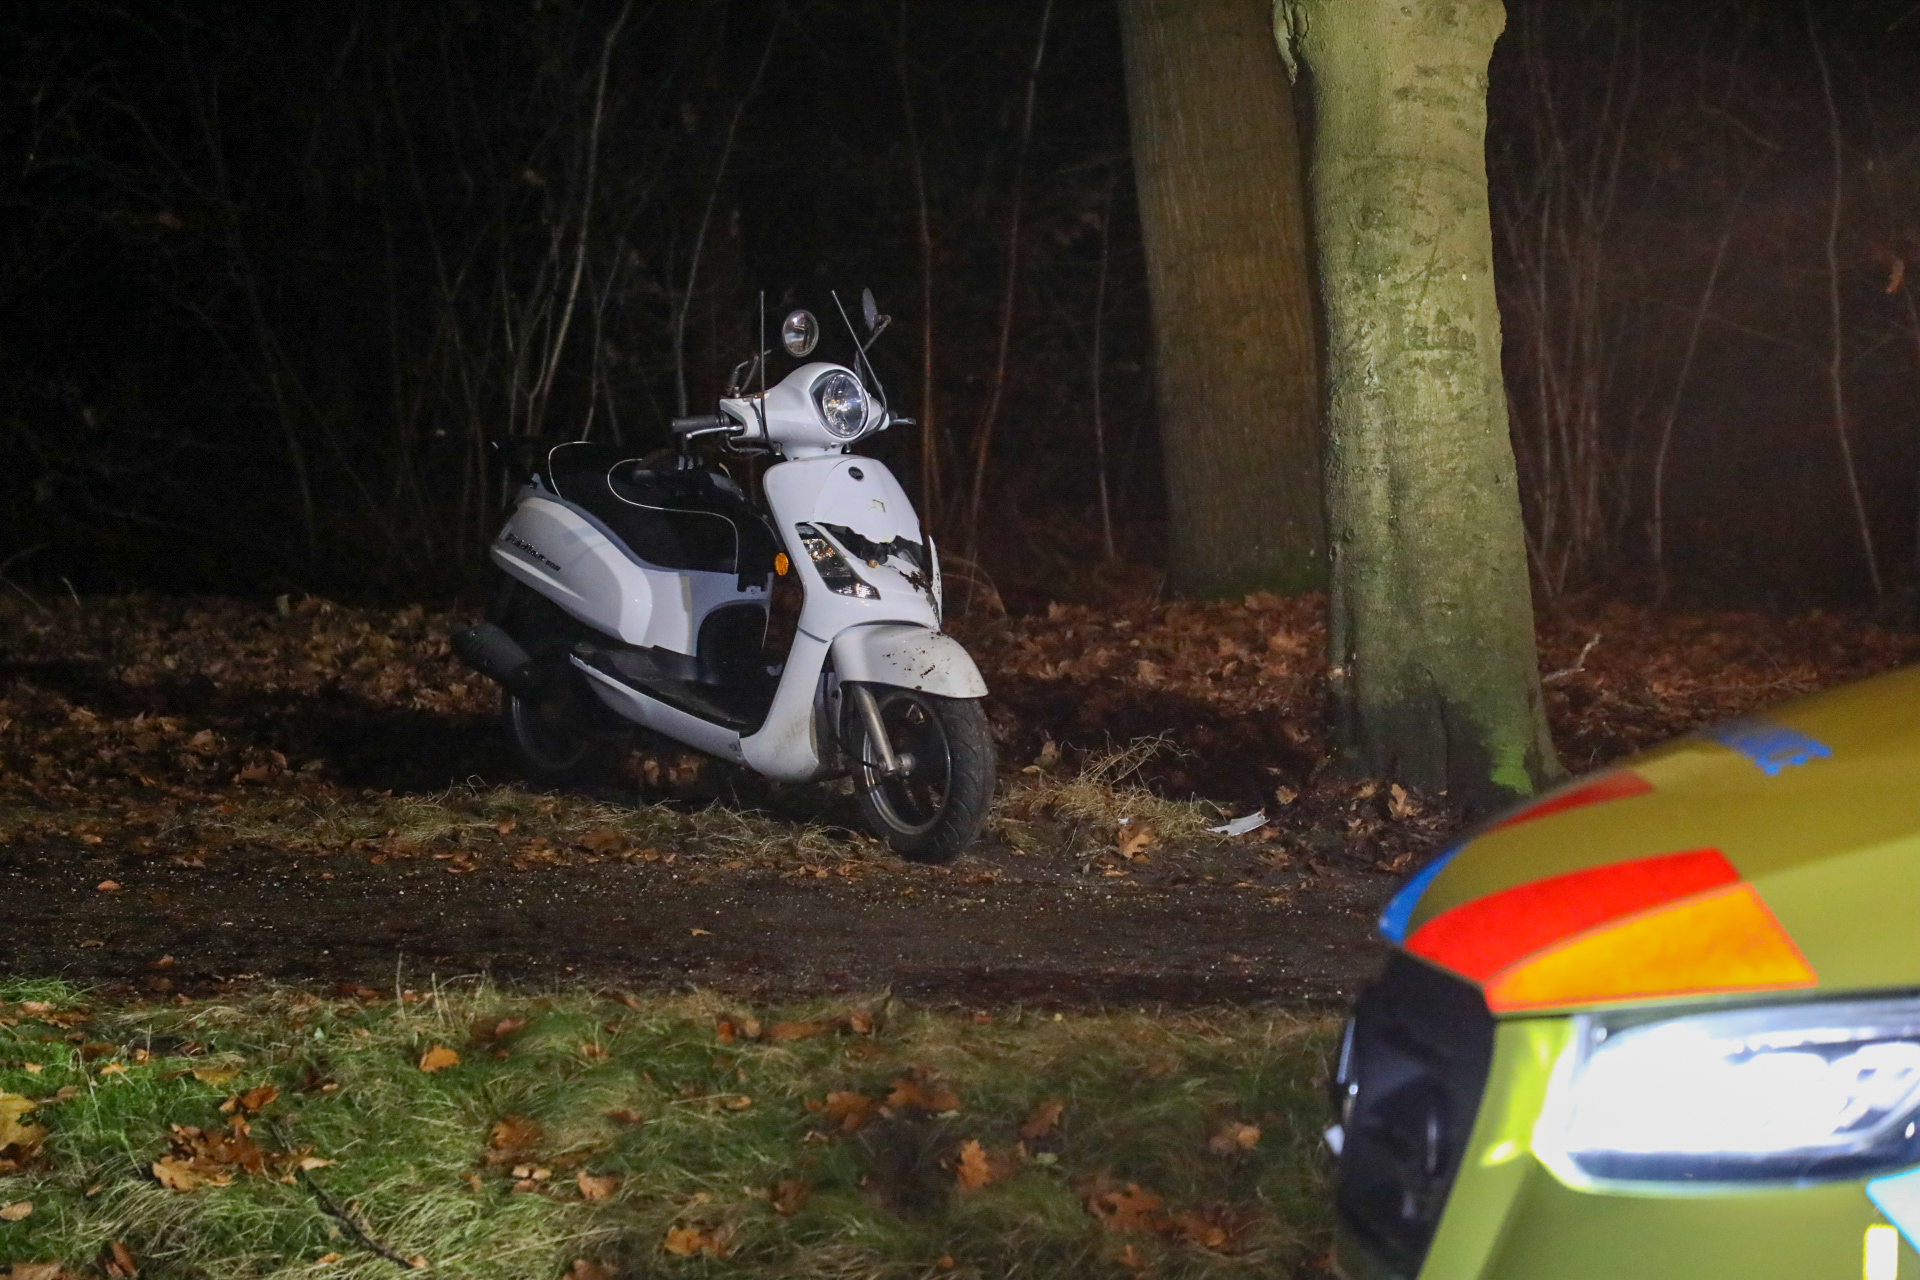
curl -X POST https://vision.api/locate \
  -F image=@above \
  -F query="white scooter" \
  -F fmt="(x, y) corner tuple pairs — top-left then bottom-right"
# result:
(452, 291), (995, 862)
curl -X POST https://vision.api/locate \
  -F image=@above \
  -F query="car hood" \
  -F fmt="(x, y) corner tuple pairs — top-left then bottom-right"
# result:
(1385, 663), (1920, 1016)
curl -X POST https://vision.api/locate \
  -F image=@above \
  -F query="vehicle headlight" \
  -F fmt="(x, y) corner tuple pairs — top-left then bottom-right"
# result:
(1534, 996), (1920, 1186)
(794, 523), (877, 599)
(811, 370), (868, 439)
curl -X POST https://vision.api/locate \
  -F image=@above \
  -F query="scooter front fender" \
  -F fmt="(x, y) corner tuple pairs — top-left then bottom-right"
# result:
(829, 624), (988, 699)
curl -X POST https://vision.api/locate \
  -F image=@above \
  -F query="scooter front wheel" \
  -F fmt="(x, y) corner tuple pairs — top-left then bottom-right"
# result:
(843, 684), (995, 863)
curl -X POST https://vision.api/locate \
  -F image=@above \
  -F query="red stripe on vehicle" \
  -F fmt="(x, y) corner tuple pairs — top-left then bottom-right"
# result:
(1486, 769), (1654, 833)
(1406, 848), (1740, 983)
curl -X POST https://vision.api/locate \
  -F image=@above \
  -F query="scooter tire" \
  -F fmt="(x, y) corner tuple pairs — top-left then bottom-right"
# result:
(500, 638), (617, 790)
(844, 685), (996, 863)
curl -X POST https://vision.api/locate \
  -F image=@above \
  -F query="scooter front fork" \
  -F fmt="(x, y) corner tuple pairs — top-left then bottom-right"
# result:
(846, 683), (913, 777)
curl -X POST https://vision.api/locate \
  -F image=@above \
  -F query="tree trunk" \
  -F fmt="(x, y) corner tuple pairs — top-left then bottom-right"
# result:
(1279, 0), (1559, 809)
(1118, 0), (1324, 598)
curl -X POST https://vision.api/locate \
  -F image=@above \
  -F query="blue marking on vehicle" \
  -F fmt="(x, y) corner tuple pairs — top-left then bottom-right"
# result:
(1378, 845), (1462, 944)
(1707, 718), (1832, 776)
(1866, 1167), (1920, 1250)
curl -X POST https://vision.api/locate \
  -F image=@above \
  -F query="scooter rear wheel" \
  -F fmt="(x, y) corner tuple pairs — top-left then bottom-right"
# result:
(844, 684), (995, 863)
(502, 640), (615, 788)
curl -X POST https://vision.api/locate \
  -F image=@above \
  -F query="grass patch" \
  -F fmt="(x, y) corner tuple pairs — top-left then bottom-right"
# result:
(0, 983), (1336, 1279)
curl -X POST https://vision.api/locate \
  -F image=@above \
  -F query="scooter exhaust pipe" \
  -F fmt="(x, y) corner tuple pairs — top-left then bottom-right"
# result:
(451, 623), (539, 698)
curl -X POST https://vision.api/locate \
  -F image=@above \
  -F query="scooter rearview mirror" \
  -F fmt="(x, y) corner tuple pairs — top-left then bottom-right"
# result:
(861, 288), (879, 333)
(782, 309), (819, 357)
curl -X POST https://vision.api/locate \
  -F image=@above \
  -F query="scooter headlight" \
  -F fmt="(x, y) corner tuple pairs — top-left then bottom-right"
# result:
(794, 523), (877, 599)
(1534, 995), (1920, 1187)
(811, 370), (869, 439)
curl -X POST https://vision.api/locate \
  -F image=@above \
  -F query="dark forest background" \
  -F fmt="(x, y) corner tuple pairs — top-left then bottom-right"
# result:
(2, 0), (1918, 608)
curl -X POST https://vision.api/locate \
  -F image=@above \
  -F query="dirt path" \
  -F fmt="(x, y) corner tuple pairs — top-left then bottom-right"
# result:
(0, 831), (1387, 1007)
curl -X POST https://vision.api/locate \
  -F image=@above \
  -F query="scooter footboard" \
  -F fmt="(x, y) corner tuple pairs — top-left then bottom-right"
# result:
(830, 624), (987, 698)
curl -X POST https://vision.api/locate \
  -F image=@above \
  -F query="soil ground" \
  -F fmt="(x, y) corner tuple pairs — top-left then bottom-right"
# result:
(4, 591), (1918, 1007)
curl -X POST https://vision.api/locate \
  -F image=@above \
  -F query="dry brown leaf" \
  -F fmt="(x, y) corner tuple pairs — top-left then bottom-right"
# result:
(845, 1009), (874, 1035)
(484, 1115), (543, 1166)
(235, 1084), (278, 1114)
(0, 1201), (31, 1221)
(1088, 1183), (1164, 1234)
(100, 1240), (138, 1278)
(577, 827), (626, 854)
(7, 1264), (64, 1280)
(0, 1093), (46, 1170)
(1166, 1210), (1229, 1249)
(955, 1139), (995, 1192)
(1020, 1098), (1065, 1141)
(96, 880), (121, 891)
(1387, 783), (1419, 820)
(576, 1170), (618, 1201)
(316, 1255), (343, 1266)
(769, 1178), (809, 1216)
(886, 1070), (959, 1115)
(417, 1045), (460, 1074)
(153, 1154), (220, 1190)
(190, 1066), (239, 1086)
(1208, 1122), (1260, 1155)
(689, 927), (711, 937)
(813, 1090), (875, 1133)
(663, 1225), (727, 1258)
(567, 1261), (611, 1280)
(767, 1020), (826, 1042)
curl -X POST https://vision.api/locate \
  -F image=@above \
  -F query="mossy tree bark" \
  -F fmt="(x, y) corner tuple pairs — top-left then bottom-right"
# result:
(1118, 0), (1324, 598)
(1277, 0), (1559, 809)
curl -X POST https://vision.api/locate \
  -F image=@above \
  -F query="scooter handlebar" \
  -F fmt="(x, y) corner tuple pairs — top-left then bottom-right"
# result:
(670, 413), (732, 434)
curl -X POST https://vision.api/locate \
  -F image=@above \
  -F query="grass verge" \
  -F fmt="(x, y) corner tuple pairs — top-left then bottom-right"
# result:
(0, 982), (1336, 1280)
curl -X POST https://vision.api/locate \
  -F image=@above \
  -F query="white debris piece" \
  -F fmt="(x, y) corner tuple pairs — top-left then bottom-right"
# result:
(1207, 810), (1269, 837)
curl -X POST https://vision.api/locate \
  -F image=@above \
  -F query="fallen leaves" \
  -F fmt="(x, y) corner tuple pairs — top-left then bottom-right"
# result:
(1115, 817), (1155, 860)
(483, 1115), (543, 1167)
(885, 1069), (960, 1115)
(151, 1117), (319, 1189)
(0, 1201), (31, 1221)
(662, 1223), (730, 1258)
(1088, 1182), (1163, 1234)
(714, 1015), (760, 1043)
(954, 1139), (1012, 1192)
(96, 880), (120, 892)
(98, 1241), (138, 1279)
(1084, 1179), (1250, 1253)
(767, 1020), (827, 1042)
(221, 1085), (279, 1115)
(808, 1091), (876, 1133)
(1207, 1121), (1260, 1154)
(1020, 1098), (1065, 1142)
(575, 1170), (619, 1201)
(768, 1178), (809, 1216)
(6, 1264), (64, 1280)
(0, 1093), (46, 1172)
(417, 1045), (460, 1073)
(576, 827), (626, 854)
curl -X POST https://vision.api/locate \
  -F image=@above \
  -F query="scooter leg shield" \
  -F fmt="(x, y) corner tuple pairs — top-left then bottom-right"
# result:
(828, 624), (988, 699)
